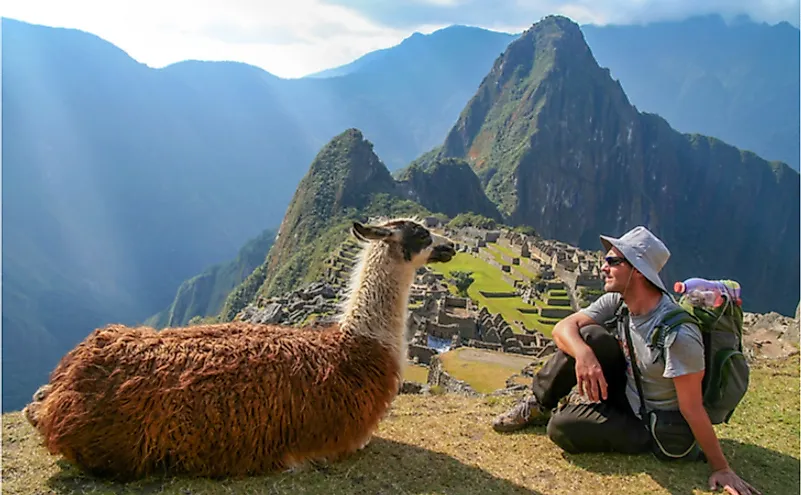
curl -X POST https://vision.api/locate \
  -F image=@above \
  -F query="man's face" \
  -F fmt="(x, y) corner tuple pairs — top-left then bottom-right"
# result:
(601, 247), (633, 293)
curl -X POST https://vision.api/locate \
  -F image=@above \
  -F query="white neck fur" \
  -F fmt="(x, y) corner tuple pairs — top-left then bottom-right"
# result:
(338, 241), (415, 363)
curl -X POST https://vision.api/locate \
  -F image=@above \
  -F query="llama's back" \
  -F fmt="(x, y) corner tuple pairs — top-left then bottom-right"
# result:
(28, 321), (402, 478)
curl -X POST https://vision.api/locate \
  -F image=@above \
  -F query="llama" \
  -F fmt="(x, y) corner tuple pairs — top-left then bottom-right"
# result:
(23, 217), (455, 481)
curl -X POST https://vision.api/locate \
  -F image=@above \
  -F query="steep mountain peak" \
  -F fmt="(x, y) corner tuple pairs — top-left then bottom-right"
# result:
(441, 14), (632, 213)
(301, 128), (397, 209)
(500, 15), (593, 74)
(257, 128), (409, 298)
(435, 15), (798, 316)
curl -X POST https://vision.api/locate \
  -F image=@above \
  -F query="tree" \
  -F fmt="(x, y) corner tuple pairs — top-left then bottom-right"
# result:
(450, 270), (475, 297)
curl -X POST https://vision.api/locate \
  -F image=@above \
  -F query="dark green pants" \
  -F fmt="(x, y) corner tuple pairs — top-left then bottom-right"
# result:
(531, 324), (652, 454)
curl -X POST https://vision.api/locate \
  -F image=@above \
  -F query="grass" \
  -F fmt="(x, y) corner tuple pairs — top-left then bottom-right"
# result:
(482, 245), (537, 282)
(491, 242), (520, 260)
(481, 248), (526, 283)
(4, 355), (798, 495)
(403, 363), (430, 384)
(512, 264), (537, 280)
(439, 347), (534, 393)
(430, 253), (556, 336)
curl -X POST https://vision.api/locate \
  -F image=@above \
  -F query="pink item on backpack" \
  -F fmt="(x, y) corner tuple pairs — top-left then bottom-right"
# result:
(673, 278), (742, 307)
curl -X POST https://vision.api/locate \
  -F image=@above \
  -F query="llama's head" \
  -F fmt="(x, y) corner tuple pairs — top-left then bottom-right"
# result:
(351, 218), (455, 268)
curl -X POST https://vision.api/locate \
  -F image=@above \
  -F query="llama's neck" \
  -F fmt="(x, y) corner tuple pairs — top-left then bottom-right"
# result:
(339, 243), (415, 359)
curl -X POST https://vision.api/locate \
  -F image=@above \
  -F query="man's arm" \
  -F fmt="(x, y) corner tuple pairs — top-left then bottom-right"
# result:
(674, 372), (760, 495)
(552, 311), (608, 402)
(552, 311), (598, 357)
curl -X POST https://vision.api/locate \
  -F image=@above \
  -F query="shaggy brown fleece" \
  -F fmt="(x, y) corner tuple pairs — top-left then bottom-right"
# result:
(27, 321), (400, 480)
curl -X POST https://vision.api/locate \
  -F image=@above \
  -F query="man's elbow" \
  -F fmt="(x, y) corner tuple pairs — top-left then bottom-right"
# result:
(552, 320), (566, 340)
(552, 317), (575, 345)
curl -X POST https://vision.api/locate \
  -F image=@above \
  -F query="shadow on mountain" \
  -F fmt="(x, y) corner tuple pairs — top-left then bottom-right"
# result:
(46, 437), (541, 495)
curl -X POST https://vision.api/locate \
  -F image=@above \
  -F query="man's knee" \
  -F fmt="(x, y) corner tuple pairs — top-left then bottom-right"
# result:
(579, 324), (623, 362)
(546, 404), (651, 455)
(545, 407), (584, 453)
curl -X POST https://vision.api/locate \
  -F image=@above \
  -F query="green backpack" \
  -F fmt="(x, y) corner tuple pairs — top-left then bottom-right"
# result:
(651, 293), (750, 424)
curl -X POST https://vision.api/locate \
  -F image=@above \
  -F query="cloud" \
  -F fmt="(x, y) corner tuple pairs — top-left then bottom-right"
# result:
(321, 0), (800, 29)
(2, 0), (797, 79)
(0, 0), (437, 78)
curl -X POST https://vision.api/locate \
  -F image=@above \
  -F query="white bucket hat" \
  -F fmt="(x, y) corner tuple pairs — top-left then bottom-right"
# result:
(600, 226), (670, 293)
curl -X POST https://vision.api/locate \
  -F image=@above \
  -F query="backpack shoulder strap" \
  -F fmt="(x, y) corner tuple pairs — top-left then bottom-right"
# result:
(662, 307), (700, 330)
(601, 296), (627, 331)
(649, 305), (701, 350)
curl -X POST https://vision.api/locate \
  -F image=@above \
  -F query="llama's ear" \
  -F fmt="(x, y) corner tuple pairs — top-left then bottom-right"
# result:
(352, 222), (391, 241)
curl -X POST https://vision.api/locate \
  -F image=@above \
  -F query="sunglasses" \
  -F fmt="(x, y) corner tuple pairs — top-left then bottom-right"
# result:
(604, 256), (628, 267)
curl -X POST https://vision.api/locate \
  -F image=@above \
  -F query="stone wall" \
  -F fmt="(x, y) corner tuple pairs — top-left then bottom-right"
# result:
(468, 339), (503, 351)
(500, 253), (520, 265)
(238, 281), (341, 327)
(540, 307), (574, 318)
(408, 344), (437, 365)
(437, 311), (478, 338)
(479, 290), (518, 298)
(444, 295), (469, 308)
(427, 355), (480, 396)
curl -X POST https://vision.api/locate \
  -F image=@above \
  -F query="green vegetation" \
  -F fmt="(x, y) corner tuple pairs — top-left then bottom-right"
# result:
(6, 356), (794, 495)
(430, 253), (556, 335)
(449, 270), (475, 297)
(216, 129), (433, 320)
(394, 157), (502, 220)
(512, 225), (537, 236)
(488, 242), (518, 259)
(218, 263), (270, 322)
(446, 212), (498, 230)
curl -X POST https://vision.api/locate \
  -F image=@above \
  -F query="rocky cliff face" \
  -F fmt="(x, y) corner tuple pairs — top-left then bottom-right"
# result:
(395, 157), (502, 221)
(440, 15), (799, 316)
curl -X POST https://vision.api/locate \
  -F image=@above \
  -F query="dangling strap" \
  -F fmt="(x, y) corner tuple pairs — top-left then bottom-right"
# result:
(621, 305), (649, 428)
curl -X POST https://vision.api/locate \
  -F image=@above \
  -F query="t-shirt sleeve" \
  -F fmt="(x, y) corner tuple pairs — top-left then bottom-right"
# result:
(662, 323), (705, 378)
(579, 292), (621, 326)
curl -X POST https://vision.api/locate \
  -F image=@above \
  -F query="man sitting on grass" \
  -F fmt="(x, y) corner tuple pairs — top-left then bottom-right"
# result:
(491, 226), (759, 495)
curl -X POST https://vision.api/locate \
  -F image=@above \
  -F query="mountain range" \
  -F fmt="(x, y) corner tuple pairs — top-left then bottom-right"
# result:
(231, 16), (798, 326)
(2, 14), (798, 412)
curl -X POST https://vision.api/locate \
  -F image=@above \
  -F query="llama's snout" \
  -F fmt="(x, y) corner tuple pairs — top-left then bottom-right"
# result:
(428, 240), (455, 263)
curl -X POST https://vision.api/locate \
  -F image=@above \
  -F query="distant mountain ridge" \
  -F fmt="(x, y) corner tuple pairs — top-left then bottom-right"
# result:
(305, 25), (518, 79)
(582, 14), (800, 170)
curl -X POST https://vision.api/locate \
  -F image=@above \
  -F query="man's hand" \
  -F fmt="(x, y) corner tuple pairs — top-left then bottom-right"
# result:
(709, 468), (761, 495)
(575, 348), (607, 402)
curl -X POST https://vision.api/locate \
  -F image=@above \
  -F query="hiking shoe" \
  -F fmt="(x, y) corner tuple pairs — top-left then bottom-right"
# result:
(491, 395), (551, 432)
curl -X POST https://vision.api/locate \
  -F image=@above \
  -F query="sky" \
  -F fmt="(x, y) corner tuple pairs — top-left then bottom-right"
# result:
(1, 0), (799, 78)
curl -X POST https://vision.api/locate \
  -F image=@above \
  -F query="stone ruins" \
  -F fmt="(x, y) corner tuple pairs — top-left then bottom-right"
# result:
(233, 221), (800, 396)
(236, 223), (612, 374)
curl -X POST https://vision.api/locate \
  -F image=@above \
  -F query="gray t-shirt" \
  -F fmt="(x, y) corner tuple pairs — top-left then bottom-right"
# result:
(580, 292), (705, 417)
